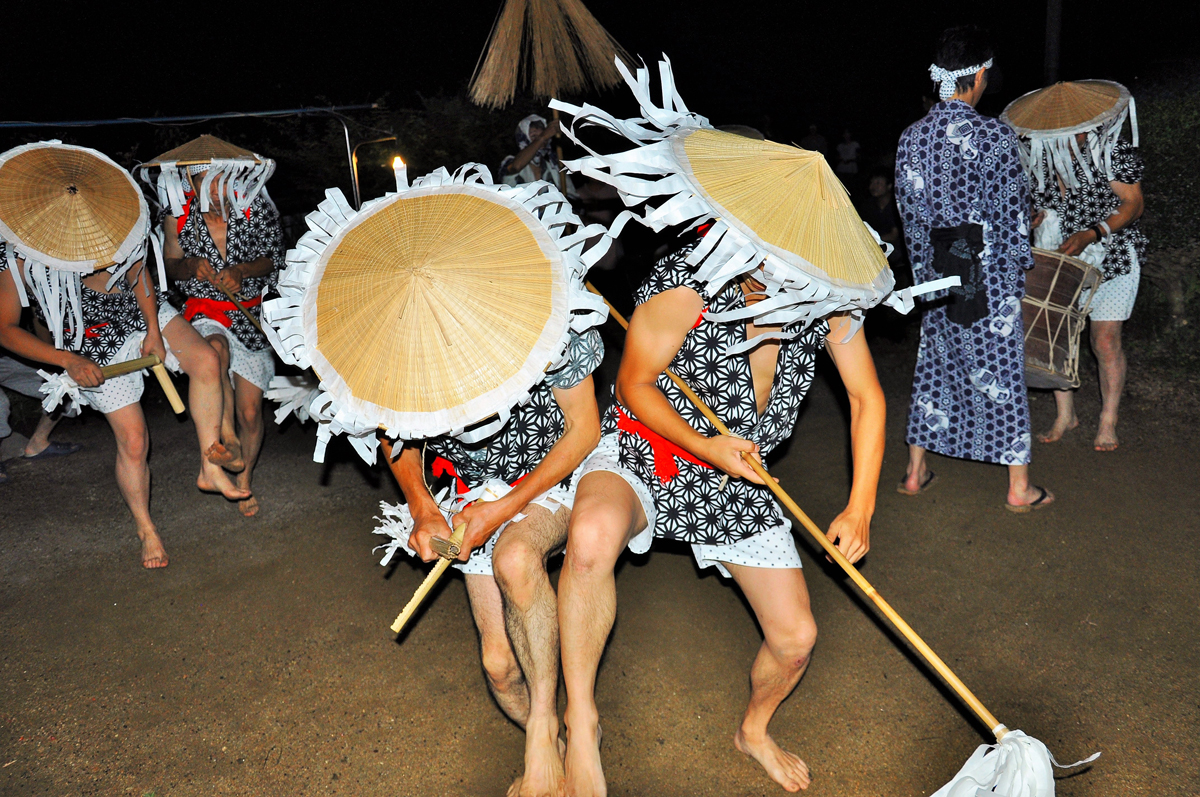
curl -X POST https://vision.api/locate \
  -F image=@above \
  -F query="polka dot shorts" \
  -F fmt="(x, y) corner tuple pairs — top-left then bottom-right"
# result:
(79, 304), (180, 415)
(1082, 247), (1140, 322)
(580, 434), (803, 579)
(191, 318), (275, 392)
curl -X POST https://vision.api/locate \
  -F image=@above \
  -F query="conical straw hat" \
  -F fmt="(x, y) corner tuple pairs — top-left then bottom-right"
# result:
(673, 128), (888, 287)
(0, 141), (147, 271)
(262, 164), (611, 463)
(1002, 80), (1129, 137)
(142, 134), (264, 168)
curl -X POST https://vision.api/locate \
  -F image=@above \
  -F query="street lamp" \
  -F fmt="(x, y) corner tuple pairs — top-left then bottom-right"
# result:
(350, 136), (397, 209)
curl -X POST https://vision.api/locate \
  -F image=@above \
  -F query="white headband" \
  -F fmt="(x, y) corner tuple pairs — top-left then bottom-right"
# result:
(929, 59), (994, 101)
(187, 163), (208, 175)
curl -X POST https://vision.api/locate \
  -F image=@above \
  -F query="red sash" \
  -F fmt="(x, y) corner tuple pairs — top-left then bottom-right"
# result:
(432, 456), (527, 497)
(183, 295), (262, 328)
(616, 406), (713, 484)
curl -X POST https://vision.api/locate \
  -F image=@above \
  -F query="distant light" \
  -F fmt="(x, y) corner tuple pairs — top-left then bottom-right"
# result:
(392, 156), (404, 169)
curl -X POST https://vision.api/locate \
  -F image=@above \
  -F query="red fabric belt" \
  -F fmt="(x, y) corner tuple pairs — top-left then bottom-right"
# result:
(432, 456), (527, 497)
(183, 295), (261, 329)
(84, 322), (110, 338)
(616, 405), (712, 484)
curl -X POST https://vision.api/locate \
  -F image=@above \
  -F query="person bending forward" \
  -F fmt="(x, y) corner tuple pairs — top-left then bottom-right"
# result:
(559, 242), (885, 795)
(0, 251), (246, 567)
(389, 329), (602, 797)
(162, 170), (284, 516)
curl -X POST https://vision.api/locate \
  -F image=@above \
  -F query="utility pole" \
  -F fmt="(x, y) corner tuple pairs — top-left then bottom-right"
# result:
(1044, 0), (1062, 85)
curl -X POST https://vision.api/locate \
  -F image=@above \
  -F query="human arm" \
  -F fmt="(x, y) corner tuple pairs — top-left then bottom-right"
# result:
(894, 142), (939, 290)
(1058, 181), (1144, 257)
(214, 200), (285, 294)
(502, 119), (560, 176)
(212, 256), (274, 294)
(395, 444), (456, 563)
(126, 261), (167, 363)
(449, 374), (602, 561)
(616, 286), (766, 484)
(0, 266), (104, 386)
(161, 215), (215, 282)
(822, 314), (885, 564)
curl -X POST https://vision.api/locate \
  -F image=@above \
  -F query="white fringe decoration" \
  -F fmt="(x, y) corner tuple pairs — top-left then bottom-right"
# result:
(0, 141), (150, 350)
(262, 164), (611, 465)
(550, 57), (950, 345)
(141, 157), (277, 220)
(1003, 81), (1137, 194)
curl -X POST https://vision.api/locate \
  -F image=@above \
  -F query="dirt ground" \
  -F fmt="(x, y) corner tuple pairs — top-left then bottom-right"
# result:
(1, 327), (1197, 797)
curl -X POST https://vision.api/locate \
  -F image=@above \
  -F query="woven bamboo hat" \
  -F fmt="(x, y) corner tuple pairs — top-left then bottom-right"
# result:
(0, 141), (148, 271)
(262, 164), (610, 463)
(138, 134), (274, 219)
(672, 128), (888, 288)
(552, 57), (917, 339)
(1002, 80), (1129, 136)
(142, 134), (265, 168)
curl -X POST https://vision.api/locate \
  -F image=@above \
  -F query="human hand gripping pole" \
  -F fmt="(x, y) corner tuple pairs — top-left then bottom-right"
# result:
(88, 354), (186, 414)
(586, 282), (1101, 784)
(380, 437), (469, 634)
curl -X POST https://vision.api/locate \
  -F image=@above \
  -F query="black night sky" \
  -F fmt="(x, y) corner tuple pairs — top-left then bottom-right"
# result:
(4, 0), (1188, 203)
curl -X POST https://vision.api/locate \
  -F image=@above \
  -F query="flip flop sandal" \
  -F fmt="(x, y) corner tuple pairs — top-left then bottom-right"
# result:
(896, 470), (937, 496)
(1006, 486), (1053, 514)
(22, 441), (83, 461)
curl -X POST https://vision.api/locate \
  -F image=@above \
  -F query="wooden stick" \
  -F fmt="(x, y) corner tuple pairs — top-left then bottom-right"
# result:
(379, 437), (468, 635)
(215, 283), (265, 336)
(151, 363), (187, 415)
(585, 281), (1007, 739)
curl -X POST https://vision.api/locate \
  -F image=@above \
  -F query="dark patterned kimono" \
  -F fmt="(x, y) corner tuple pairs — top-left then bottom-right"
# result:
(604, 243), (826, 546)
(171, 195), (284, 351)
(895, 100), (1034, 465)
(1034, 139), (1147, 281)
(426, 328), (603, 491)
(1, 245), (154, 367)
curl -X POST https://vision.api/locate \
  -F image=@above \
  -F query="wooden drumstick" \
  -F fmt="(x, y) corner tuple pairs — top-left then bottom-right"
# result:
(99, 355), (187, 415)
(390, 523), (467, 634)
(151, 363), (187, 415)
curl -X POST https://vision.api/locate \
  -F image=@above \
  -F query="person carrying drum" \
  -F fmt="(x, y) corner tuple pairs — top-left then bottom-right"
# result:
(1001, 81), (1147, 452)
(894, 26), (1054, 512)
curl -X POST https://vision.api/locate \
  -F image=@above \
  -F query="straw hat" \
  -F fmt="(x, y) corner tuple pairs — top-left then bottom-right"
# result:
(138, 134), (275, 219)
(1002, 81), (1129, 137)
(262, 164), (610, 464)
(1001, 80), (1137, 192)
(0, 141), (150, 349)
(551, 57), (930, 343)
(0, 141), (147, 272)
(141, 134), (265, 168)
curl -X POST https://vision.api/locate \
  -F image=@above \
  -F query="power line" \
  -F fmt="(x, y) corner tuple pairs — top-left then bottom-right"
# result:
(0, 104), (380, 130)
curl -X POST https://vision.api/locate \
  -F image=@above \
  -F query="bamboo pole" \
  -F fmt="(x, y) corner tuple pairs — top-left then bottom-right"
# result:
(379, 437), (468, 635)
(586, 281), (1007, 739)
(100, 354), (187, 415)
(214, 283), (265, 336)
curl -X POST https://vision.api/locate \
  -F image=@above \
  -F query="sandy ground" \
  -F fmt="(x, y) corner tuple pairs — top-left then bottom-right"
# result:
(1, 330), (1197, 797)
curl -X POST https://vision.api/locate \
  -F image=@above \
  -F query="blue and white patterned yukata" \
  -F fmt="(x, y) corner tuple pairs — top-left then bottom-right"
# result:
(895, 100), (1034, 465)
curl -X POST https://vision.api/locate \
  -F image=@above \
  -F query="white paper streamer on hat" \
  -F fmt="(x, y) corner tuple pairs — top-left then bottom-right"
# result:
(551, 56), (957, 350)
(261, 165), (612, 465)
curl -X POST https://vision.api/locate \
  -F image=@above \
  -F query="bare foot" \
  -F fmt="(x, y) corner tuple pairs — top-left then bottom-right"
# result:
(514, 723), (564, 797)
(1094, 420), (1119, 451)
(197, 462), (251, 501)
(205, 441), (244, 473)
(238, 495), (260, 517)
(138, 526), (169, 570)
(564, 720), (604, 797)
(1037, 415), (1079, 443)
(734, 728), (810, 792)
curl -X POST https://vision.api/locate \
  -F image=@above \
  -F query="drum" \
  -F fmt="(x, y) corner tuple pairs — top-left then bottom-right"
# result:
(1022, 248), (1103, 390)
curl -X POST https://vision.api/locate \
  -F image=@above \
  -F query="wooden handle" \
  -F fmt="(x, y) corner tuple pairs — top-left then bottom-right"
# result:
(585, 281), (1007, 739)
(151, 364), (187, 415)
(389, 523), (467, 635)
(215, 283), (265, 336)
(101, 354), (161, 379)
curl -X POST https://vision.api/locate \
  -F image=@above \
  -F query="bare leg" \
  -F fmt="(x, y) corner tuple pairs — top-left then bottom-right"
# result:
(103, 403), (167, 569)
(22, 413), (59, 456)
(560, 472), (646, 797)
(1037, 389), (1078, 443)
(465, 574), (530, 726)
(901, 444), (928, 493)
(725, 564), (816, 793)
(163, 317), (247, 499)
(232, 376), (265, 516)
(1006, 463), (1053, 507)
(204, 333), (243, 471)
(492, 505), (571, 797)
(1091, 320), (1125, 451)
